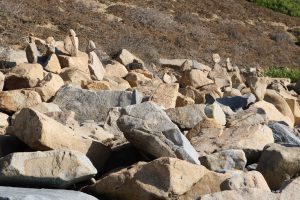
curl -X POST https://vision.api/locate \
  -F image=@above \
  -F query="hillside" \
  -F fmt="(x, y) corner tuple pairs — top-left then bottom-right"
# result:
(1, 0), (300, 68)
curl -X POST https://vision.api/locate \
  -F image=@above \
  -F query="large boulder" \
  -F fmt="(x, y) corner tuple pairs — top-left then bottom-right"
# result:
(105, 61), (128, 78)
(0, 90), (42, 113)
(268, 122), (300, 145)
(180, 69), (213, 88)
(57, 51), (90, 74)
(286, 99), (300, 126)
(280, 176), (300, 200)
(4, 63), (44, 90)
(0, 186), (98, 200)
(53, 85), (141, 123)
(116, 49), (144, 67)
(257, 143), (300, 190)
(44, 54), (62, 74)
(82, 157), (231, 200)
(12, 108), (110, 170)
(247, 77), (269, 101)
(227, 107), (268, 127)
(150, 83), (179, 109)
(166, 104), (206, 129)
(59, 68), (92, 87)
(0, 150), (97, 188)
(117, 102), (200, 164)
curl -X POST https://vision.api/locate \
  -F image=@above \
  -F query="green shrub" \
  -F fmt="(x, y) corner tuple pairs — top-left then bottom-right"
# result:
(249, 0), (300, 17)
(264, 67), (300, 82)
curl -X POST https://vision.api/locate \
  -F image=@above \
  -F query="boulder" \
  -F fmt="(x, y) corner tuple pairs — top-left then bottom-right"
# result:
(0, 186), (98, 200)
(199, 149), (247, 172)
(85, 81), (111, 91)
(254, 101), (293, 127)
(268, 122), (300, 145)
(116, 49), (144, 67)
(180, 69), (213, 88)
(286, 99), (300, 126)
(159, 58), (192, 68)
(205, 103), (226, 126)
(280, 176), (300, 200)
(163, 73), (177, 83)
(117, 102), (200, 164)
(0, 72), (5, 91)
(105, 61), (128, 78)
(125, 72), (151, 87)
(176, 93), (195, 107)
(25, 42), (39, 63)
(53, 85), (140, 123)
(82, 157), (231, 200)
(247, 77), (269, 101)
(227, 107), (268, 127)
(0, 150), (97, 188)
(0, 135), (30, 158)
(103, 76), (131, 91)
(44, 54), (62, 74)
(166, 104), (206, 129)
(216, 93), (256, 112)
(0, 112), (9, 135)
(30, 102), (62, 113)
(150, 83), (179, 109)
(57, 51), (89, 74)
(12, 108), (110, 170)
(221, 171), (271, 191)
(88, 51), (105, 81)
(257, 143), (300, 190)
(59, 68), (92, 87)
(0, 90), (42, 113)
(34, 73), (64, 101)
(4, 63), (44, 90)
(45, 111), (79, 130)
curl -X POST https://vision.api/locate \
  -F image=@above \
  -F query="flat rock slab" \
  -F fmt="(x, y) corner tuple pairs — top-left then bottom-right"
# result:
(53, 85), (141, 123)
(0, 150), (97, 188)
(0, 186), (98, 200)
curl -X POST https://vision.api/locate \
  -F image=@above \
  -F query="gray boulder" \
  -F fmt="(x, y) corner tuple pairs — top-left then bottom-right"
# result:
(53, 85), (141, 123)
(227, 107), (268, 127)
(216, 93), (256, 112)
(268, 122), (300, 145)
(0, 186), (98, 200)
(117, 102), (200, 164)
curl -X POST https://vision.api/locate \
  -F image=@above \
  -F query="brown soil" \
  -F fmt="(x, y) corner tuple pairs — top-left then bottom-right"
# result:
(1, 0), (300, 68)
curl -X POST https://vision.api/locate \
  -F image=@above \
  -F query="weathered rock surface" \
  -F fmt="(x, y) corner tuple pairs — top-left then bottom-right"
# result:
(247, 76), (269, 101)
(59, 68), (92, 87)
(150, 83), (179, 109)
(227, 107), (268, 127)
(12, 108), (110, 170)
(180, 69), (213, 88)
(44, 54), (62, 74)
(205, 103), (226, 126)
(0, 150), (97, 188)
(0, 186), (98, 200)
(53, 85), (140, 123)
(82, 157), (231, 200)
(268, 122), (300, 145)
(166, 104), (206, 129)
(199, 149), (247, 172)
(105, 61), (128, 78)
(57, 51), (89, 74)
(116, 49), (144, 67)
(0, 112), (9, 135)
(280, 176), (300, 200)
(257, 143), (300, 190)
(286, 99), (300, 126)
(117, 102), (200, 164)
(0, 90), (42, 113)
(30, 102), (62, 113)
(88, 51), (105, 81)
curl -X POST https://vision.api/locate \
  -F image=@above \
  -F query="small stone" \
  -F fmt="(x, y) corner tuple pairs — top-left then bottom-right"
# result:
(125, 72), (151, 87)
(117, 49), (144, 67)
(150, 83), (179, 109)
(205, 103), (226, 126)
(85, 81), (111, 91)
(105, 61), (128, 78)
(213, 53), (221, 63)
(44, 54), (61, 74)
(176, 93), (195, 107)
(163, 73), (177, 83)
(60, 68), (92, 87)
(247, 77), (269, 101)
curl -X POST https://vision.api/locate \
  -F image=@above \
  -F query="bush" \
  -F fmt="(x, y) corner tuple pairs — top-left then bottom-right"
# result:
(264, 67), (300, 82)
(249, 0), (300, 17)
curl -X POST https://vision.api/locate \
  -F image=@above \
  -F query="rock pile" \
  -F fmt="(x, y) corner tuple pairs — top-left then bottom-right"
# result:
(0, 30), (300, 199)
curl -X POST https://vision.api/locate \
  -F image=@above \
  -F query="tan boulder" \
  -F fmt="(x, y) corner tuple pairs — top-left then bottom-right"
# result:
(0, 90), (42, 113)
(163, 73), (177, 83)
(280, 176), (300, 200)
(105, 61), (128, 78)
(12, 108), (110, 170)
(286, 99), (300, 126)
(85, 81), (111, 91)
(4, 63), (44, 90)
(57, 51), (89, 74)
(103, 76), (131, 91)
(116, 49), (144, 67)
(247, 77), (269, 101)
(60, 68), (92, 87)
(0, 112), (9, 135)
(176, 93), (195, 107)
(180, 69), (213, 88)
(125, 72), (151, 87)
(44, 54), (62, 74)
(150, 83), (179, 109)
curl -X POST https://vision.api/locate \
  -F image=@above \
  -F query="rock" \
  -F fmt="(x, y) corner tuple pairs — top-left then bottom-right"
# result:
(166, 104), (206, 129)
(0, 48), (27, 68)
(223, 88), (242, 97)
(64, 29), (79, 57)
(189, 124), (274, 160)
(0, 150), (97, 188)
(86, 41), (105, 81)
(0, 72), (5, 91)
(213, 54), (221, 63)
(254, 101), (293, 127)
(85, 81), (111, 91)
(53, 85), (140, 123)
(0, 186), (98, 200)
(59, 68), (92, 87)
(12, 108), (110, 170)
(226, 58), (233, 71)
(247, 77), (268, 101)
(125, 71), (151, 87)
(201, 188), (278, 200)
(150, 83), (179, 109)
(199, 149), (247, 172)
(44, 54), (62, 74)
(286, 99), (300, 126)
(30, 102), (62, 113)
(117, 102), (200, 164)
(103, 107), (124, 138)
(216, 93), (256, 112)
(45, 111), (79, 130)
(208, 65), (231, 89)
(205, 103), (226, 126)
(187, 118), (223, 140)
(176, 93), (195, 107)
(180, 69), (214, 88)
(105, 60), (128, 78)
(4, 63), (44, 90)
(163, 73), (177, 83)
(257, 143), (300, 190)
(57, 51), (89, 74)
(0, 112), (9, 135)
(25, 42), (39, 63)
(103, 76), (131, 91)
(159, 58), (192, 68)
(221, 171), (271, 191)
(117, 49), (144, 67)
(0, 90), (42, 113)
(0, 135), (30, 158)
(227, 107), (268, 127)
(82, 157), (231, 200)
(269, 122), (300, 145)
(264, 89), (294, 126)
(280, 176), (300, 200)
(34, 73), (64, 101)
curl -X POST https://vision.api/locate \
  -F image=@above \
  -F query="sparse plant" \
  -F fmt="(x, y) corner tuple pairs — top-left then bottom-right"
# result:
(264, 67), (300, 82)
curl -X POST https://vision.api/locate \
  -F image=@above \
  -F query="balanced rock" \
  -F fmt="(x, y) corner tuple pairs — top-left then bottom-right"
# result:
(117, 102), (200, 164)
(0, 186), (98, 200)
(86, 40), (105, 81)
(0, 150), (97, 188)
(53, 85), (140, 123)
(12, 108), (110, 170)
(64, 29), (79, 57)
(4, 63), (44, 90)
(257, 143), (300, 190)
(150, 83), (179, 109)
(0, 90), (42, 113)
